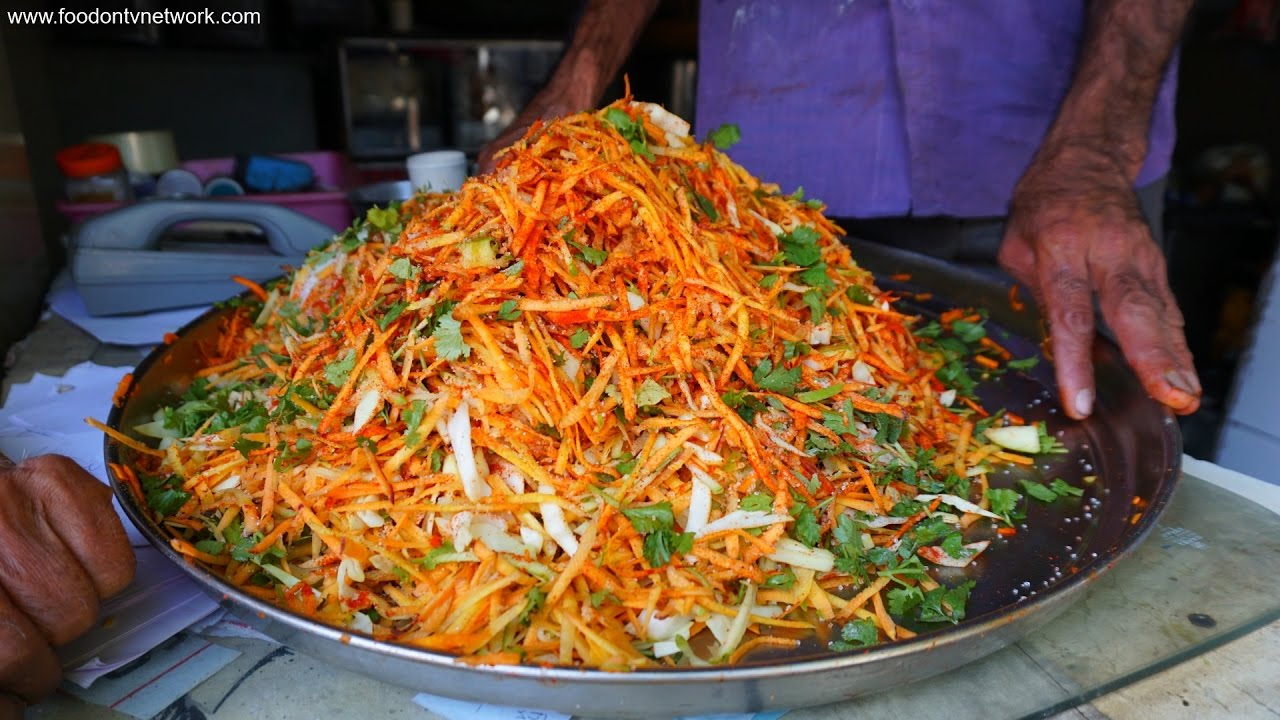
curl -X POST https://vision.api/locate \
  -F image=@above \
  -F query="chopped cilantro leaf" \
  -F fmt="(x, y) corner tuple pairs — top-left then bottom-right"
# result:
(797, 383), (844, 404)
(740, 493), (773, 512)
(847, 285), (874, 305)
(634, 379), (671, 408)
(519, 587), (547, 624)
(919, 581), (975, 624)
(707, 123), (741, 149)
(432, 314), (471, 360)
(941, 533), (971, 559)
(615, 452), (638, 476)
(366, 206), (400, 233)
(759, 273), (780, 289)
(233, 436), (264, 459)
(873, 412), (906, 444)
(752, 358), (802, 396)
(828, 617), (878, 651)
(1020, 479), (1059, 503)
(791, 503), (822, 547)
(496, 300), (522, 321)
(721, 388), (767, 422)
(569, 328), (591, 349)
(194, 539), (226, 556)
(403, 400), (427, 445)
(764, 568), (795, 589)
(324, 348), (357, 387)
(887, 585), (925, 616)
(388, 257), (417, 280)
(693, 192), (720, 222)
(621, 502), (675, 534)
(986, 487), (1023, 524)
(140, 472), (190, 517)
(1007, 357), (1039, 371)
(778, 226), (822, 267)
(567, 237), (608, 266)
(802, 288), (827, 323)
(642, 529), (693, 568)
(378, 300), (408, 331)
(1049, 478), (1084, 497)
(797, 262), (834, 292)
(604, 108), (636, 134)
(950, 320), (986, 343)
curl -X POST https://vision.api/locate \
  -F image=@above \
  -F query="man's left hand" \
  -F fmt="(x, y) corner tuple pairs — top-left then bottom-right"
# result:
(998, 140), (1201, 420)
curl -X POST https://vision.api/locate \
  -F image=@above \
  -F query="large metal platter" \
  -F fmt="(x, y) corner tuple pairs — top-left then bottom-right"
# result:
(104, 242), (1181, 717)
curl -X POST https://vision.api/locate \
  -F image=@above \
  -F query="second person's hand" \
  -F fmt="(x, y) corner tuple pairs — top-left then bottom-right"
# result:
(998, 140), (1201, 420)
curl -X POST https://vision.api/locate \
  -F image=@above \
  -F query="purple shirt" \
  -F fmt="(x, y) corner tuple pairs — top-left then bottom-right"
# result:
(695, 0), (1179, 218)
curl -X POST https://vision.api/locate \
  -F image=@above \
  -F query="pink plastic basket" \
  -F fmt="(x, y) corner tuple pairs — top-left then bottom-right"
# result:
(55, 150), (355, 232)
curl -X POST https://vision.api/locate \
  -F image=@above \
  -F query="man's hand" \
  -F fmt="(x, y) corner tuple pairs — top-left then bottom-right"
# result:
(0, 454), (135, 715)
(999, 141), (1200, 419)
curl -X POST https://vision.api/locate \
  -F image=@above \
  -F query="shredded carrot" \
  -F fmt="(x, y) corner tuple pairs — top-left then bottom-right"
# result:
(230, 275), (268, 301)
(98, 97), (1044, 669)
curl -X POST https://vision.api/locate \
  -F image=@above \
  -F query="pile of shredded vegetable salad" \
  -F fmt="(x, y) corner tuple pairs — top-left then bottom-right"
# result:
(102, 99), (1072, 669)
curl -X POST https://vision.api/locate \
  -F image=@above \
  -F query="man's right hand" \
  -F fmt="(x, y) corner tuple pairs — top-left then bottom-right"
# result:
(0, 454), (135, 717)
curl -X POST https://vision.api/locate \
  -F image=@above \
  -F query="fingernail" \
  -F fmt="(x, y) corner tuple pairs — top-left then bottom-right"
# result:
(1165, 370), (1197, 396)
(1180, 370), (1202, 395)
(1074, 389), (1094, 417)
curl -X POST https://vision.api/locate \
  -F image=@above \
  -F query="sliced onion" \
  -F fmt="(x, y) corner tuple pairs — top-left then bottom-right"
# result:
(695, 510), (790, 538)
(705, 613), (732, 645)
(519, 526), (545, 557)
(852, 360), (875, 385)
(539, 483), (579, 556)
(684, 474), (713, 535)
(646, 613), (693, 641)
(449, 511), (474, 550)
(809, 322), (832, 346)
(471, 515), (530, 556)
(337, 556), (365, 599)
(749, 210), (784, 236)
(351, 386), (382, 433)
(348, 611), (374, 634)
(212, 474), (241, 492)
(355, 494), (385, 529)
(638, 102), (691, 139)
(918, 540), (991, 568)
(715, 582), (756, 661)
(857, 514), (909, 529)
(766, 537), (835, 572)
(684, 444), (724, 467)
(939, 389), (957, 407)
(627, 291), (646, 311)
(914, 494), (1003, 520)
(447, 401), (488, 501)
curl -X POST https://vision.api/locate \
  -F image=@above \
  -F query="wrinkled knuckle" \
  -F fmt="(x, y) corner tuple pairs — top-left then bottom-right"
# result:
(1109, 270), (1165, 324)
(1054, 307), (1095, 338)
(95, 550), (136, 598)
(50, 595), (99, 646)
(1048, 267), (1090, 298)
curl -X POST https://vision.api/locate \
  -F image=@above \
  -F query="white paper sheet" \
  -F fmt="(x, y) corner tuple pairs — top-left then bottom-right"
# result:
(47, 270), (209, 346)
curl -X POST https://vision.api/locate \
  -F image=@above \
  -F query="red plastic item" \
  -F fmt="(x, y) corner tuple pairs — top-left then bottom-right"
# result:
(56, 143), (125, 178)
(55, 150), (355, 231)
